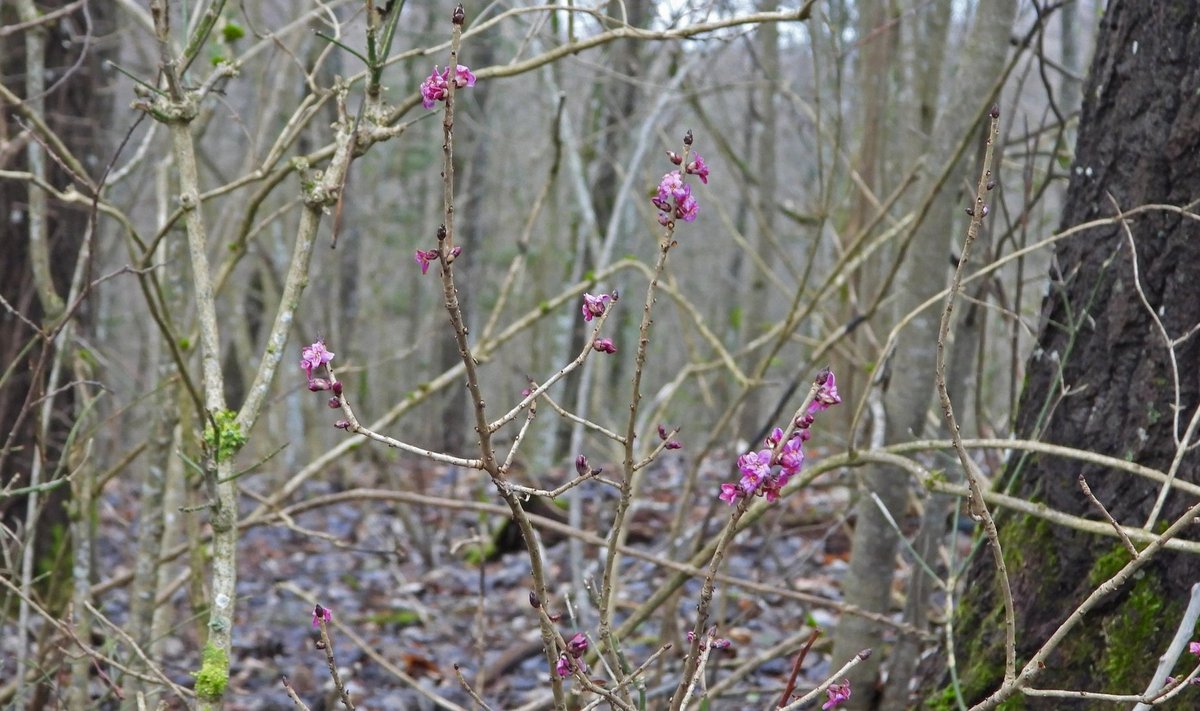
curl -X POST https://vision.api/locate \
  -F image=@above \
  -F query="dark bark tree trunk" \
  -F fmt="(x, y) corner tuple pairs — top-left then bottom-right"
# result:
(942, 2), (1200, 707)
(0, 0), (110, 566)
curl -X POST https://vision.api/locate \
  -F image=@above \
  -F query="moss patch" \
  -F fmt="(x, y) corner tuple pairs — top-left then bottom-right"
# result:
(194, 643), (229, 701)
(1099, 572), (1170, 692)
(203, 409), (246, 463)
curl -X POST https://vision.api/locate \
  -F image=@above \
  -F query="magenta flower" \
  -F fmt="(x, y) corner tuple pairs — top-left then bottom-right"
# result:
(653, 170), (701, 224)
(419, 68), (448, 109)
(737, 449), (772, 493)
(581, 293), (611, 321)
(687, 155), (710, 184)
(718, 482), (741, 504)
(567, 633), (589, 657)
(555, 653), (571, 678)
(1191, 641), (1200, 656)
(593, 337), (617, 354)
(657, 171), (687, 202)
(415, 248), (440, 274)
(420, 65), (476, 109)
(301, 339), (334, 379)
(452, 64), (477, 88)
(779, 437), (805, 477)
(676, 191), (699, 222)
(823, 680), (851, 710)
(766, 427), (784, 448)
(311, 604), (333, 628)
(665, 440), (682, 450)
(810, 370), (842, 413)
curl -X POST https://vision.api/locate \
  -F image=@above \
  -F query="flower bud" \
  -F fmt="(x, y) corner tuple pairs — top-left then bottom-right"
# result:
(593, 338), (617, 354)
(452, 4), (465, 25)
(334, 419), (351, 430)
(665, 440), (682, 450)
(567, 632), (589, 657)
(575, 454), (590, 476)
(658, 424), (669, 440)
(328, 396), (342, 409)
(666, 150), (682, 165)
(332, 380), (343, 395)
(683, 129), (693, 146)
(308, 378), (331, 392)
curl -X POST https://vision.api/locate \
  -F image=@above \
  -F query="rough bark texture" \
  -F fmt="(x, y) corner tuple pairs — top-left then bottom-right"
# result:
(0, 0), (110, 570)
(941, 2), (1200, 708)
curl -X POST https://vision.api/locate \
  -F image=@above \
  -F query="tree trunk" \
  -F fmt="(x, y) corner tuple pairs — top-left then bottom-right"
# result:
(944, 2), (1200, 707)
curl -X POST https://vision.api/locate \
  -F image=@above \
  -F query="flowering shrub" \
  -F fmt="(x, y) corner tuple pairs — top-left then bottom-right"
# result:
(721, 370), (840, 504)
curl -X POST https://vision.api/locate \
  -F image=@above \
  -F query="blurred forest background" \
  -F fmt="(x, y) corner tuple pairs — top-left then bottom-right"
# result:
(5, 1), (1200, 709)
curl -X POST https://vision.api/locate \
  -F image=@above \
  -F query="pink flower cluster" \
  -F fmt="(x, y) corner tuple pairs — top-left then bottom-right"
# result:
(301, 339), (336, 390)
(652, 170), (699, 225)
(420, 64), (477, 109)
(719, 370), (840, 505)
(555, 632), (589, 677)
(652, 153), (709, 226)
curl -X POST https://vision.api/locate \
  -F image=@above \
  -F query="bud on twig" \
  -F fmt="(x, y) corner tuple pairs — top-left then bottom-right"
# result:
(452, 4), (465, 25)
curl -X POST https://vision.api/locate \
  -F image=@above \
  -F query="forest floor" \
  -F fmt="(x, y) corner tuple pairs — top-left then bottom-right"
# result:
(86, 447), (930, 711)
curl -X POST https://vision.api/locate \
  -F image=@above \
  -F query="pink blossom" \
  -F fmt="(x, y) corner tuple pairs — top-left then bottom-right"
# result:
(452, 64), (476, 88)
(718, 483), (741, 504)
(567, 633), (589, 657)
(301, 339), (334, 379)
(419, 68), (448, 109)
(420, 65), (476, 109)
(686, 155), (710, 184)
(415, 249), (440, 274)
(737, 449), (772, 493)
(810, 369), (842, 413)
(779, 437), (805, 476)
(653, 169), (701, 223)
(581, 293), (611, 321)
(1191, 641), (1200, 657)
(823, 680), (851, 710)
(676, 190), (699, 222)
(657, 171), (686, 202)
